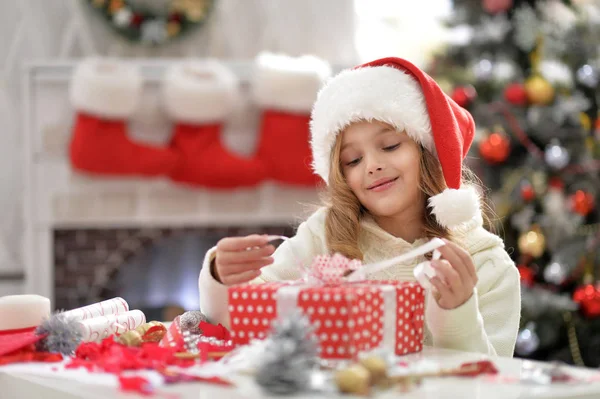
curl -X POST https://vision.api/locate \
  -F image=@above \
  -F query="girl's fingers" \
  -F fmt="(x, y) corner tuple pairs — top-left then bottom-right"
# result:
(220, 258), (274, 275)
(222, 269), (262, 286)
(218, 235), (269, 251)
(219, 245), (275, 264)
(431, 259), (462, 293)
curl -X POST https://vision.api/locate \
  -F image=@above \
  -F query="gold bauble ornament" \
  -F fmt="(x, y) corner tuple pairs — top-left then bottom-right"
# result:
(166, 22), (181, 37)
(359, 356), (388, 385)
(525, 75), (555, 105)
(335, 364), (371, 395)
(518, 225), (546, 258)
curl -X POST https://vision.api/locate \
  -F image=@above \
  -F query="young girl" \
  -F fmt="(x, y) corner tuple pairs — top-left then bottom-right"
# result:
(198, 57), (521, 358)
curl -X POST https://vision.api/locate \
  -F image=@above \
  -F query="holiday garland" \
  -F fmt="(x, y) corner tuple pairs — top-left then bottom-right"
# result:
(86, 0), (215, 46)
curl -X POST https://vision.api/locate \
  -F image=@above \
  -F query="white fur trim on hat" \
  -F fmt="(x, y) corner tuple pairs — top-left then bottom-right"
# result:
(70, 58), (142, 119)
(252, 52), (332, 113)
(310, 66), (433, 183)
(162, 60), (238, 123)
(428, 186), (480, 229)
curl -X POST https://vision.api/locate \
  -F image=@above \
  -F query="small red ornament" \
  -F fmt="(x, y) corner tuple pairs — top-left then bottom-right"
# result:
(131, 14), (144, 26)
(479, 132), (511, 164)
(517, 265), (535, 286)
(573, 284), (600, 318)
(451, 85), (477, 108)
(504, 83), (528, 106)
(569, 190), (595, 216)
(482, 0), (513, 14)
(520, 182), (535, 202)
(168, 13), (183, 23)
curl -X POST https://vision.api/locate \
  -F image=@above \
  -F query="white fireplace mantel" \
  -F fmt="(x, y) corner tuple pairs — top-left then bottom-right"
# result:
(22, 60), (322, 303)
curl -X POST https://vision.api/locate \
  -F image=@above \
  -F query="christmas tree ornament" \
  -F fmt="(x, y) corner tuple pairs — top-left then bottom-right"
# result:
(162, 60), (267, 188)
(569, 190), (595, 216)
(335, 364), (372, 395)
(359, 355), (389, 386)
(544, 261), (570, 286)
(482, 0), (513, 14)
(472, 58), (494, 81)
(544, 140), (571, 170)
(517, 264), (535, 286)
(525, 75), (555, 105)
(252, 52), (332, 186)
(35, 313), (83, 355)
(515, 322), (540, 356)
(504, 82), (528, 106)
(179, 310), (208, 335)
(576, 64), (599, 88)
(450, 85), (477, 108)
(511, 205), (536, 232)
(479, 131), (511, 164)
(520, 181), (536, 202)
(518, 225), (546, 258)
(573, 284), (600, 318)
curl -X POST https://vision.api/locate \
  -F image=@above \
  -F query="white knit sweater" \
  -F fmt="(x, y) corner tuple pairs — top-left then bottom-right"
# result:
(199, 207), (521, 357)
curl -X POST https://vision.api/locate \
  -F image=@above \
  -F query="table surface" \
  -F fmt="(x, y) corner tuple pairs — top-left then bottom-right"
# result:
(2, 346), (600, 399)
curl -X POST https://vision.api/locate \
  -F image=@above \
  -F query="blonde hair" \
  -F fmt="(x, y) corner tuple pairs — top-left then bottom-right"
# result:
(322, 130), (495, 260)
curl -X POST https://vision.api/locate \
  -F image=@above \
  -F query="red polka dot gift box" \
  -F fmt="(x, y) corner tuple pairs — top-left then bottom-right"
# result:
(229, 245), (436, 359)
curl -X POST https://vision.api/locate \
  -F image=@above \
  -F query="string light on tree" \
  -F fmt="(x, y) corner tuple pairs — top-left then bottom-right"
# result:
(518, 225), (546, 258)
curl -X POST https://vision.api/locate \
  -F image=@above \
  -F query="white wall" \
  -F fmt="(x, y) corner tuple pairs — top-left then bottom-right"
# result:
(0, 0), (359, 281)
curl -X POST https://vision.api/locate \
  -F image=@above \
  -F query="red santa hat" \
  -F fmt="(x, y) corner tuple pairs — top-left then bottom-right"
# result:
(310, 57), (479, 229)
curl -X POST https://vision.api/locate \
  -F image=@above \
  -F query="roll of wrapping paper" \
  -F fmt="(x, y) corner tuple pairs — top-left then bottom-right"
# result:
(61, 297), (129, 322)
(77, 310), (146, 342)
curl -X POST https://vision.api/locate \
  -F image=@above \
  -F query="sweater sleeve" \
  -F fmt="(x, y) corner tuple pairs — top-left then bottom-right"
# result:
(198, 208), (328, 328)
(425, 247), (521, 357)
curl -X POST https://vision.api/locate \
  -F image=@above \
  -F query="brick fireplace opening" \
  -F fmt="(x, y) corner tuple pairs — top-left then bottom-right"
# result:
(53, 225), (296, 320)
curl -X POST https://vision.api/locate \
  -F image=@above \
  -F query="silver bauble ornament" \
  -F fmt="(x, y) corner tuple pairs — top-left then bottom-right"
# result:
(544, 140), (570, 169)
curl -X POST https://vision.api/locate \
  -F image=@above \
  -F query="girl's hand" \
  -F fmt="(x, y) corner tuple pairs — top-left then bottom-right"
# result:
(212, 235), (275, 286)
(428, 239), (478, 310)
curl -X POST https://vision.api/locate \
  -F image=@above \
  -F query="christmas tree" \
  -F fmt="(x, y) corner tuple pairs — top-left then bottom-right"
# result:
(429, 0), (600, 367)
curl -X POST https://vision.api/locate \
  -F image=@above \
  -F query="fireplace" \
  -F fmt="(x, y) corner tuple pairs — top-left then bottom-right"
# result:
(53, 225), (295, 320)
(22, 61), (320, 314)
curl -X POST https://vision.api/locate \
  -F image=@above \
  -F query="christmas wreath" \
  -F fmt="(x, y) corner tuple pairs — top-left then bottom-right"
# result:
(86, 0), (215, 46)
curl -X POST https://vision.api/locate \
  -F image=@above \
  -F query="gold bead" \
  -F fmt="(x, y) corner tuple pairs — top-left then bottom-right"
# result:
(335, 364), (371, 395)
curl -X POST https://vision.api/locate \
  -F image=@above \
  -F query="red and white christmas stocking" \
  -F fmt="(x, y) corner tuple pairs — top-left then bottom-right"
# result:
(162, 61), (266, 189)
(69, 58), (180, 177)
(252, 53), (332, 186)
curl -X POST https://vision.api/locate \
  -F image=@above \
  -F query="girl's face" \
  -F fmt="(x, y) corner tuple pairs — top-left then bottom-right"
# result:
(339, 121), (423, 220)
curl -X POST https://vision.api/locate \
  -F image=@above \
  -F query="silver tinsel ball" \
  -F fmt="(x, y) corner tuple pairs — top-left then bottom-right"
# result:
(472, 58), (494, 82)
(576, 65), (599, 88)
(179, 310), (208, 335)
(35, 313), (83, 355)
(544, 140), (570, 169)
(515, 322), (540, 356)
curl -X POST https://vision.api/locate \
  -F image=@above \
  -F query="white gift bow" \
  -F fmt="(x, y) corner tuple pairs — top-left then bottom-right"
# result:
(263, 235), (445, 288)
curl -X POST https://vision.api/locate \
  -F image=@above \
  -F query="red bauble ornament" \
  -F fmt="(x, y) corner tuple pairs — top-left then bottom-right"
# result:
(482, 0), (513, 14)
(569, 190), (595, 216)
(504, 83), (528, 106)
(520, 183), (535, 202)
(451, 85), (477, 108)
(517, 265), (535, 286)
(131, 14), (144, 26)
(573, 284), (600, 318)
(479, 132), (511, 164)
